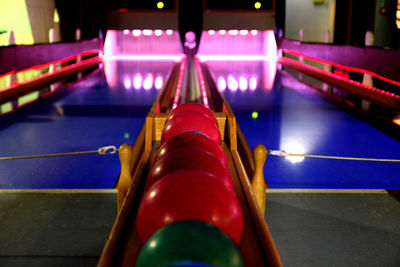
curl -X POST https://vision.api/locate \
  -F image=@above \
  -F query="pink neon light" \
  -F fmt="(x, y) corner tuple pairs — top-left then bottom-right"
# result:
(132, 30), (141, 37)
(143, 74), (153, 90)
(239, 76), (248, 90)
(251, 30), (258, 35)
(239, 30), (249, 36)
(282, 57), (400, 99)
(123, 77), (131, 89)
(166, 30), (174, 35)
(217, 76), (226, 91)
(283, 49), (400, 87)
(249, 76), (257, 90)
(194, 56), (210, 108)
(123, 29), (130, 35)
(1, 50), (100, 90)
(198, 55), (277, 61)
(143, 29), (153, 36)
(133, 74), (142, 89)
(227, 75), (238, 91)
(154, 30), (163, 36)
(208, 30), (215, 35)
(218, 30), (226, 35)
(228, 30), (239, 36)
(155, 76), (163, 89)
(104, 55), (184, 61)
(172, 57), (187, 110)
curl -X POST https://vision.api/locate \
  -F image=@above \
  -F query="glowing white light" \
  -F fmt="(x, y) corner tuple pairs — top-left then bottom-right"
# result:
(166, 29), (173, 35)
(132, 30), (141, 37)
(143, 29), (153, 36)
(251, 30), (258, 35)
(218, 30), (226, 35)
(239, 76), (248, 90)
(149, 241), (157, 248)
(133, 74), (142, 89)
(143, 74), (153, 90)
(217, 76), (226, 91)
(227, 75), (238, 91)
(208, 30), (215, 35)
(239, 30), (249, 36)
(123, 77), (131, 89)
(123, 29), (130, 35)
(282, 142), (305, 163)
(249, 77), (257, 90)
(228, 30), (239, 35)
(154, 29), (163, 36)
(155, 76), (163, 89)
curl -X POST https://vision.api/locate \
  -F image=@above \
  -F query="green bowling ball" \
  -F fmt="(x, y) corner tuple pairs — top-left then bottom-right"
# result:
(136, 220), (244, 267)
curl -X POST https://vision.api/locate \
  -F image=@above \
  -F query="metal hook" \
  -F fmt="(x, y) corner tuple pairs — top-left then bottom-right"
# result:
(98, 146), (117, 155)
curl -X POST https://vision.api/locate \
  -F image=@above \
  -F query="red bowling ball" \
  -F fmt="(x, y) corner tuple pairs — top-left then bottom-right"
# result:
(137, 170), (243, 245)
(154, 131), (228, 170)
(145, 148), (234, 191)
(169, 103), (217, 125)
(161, 111), (221, 145)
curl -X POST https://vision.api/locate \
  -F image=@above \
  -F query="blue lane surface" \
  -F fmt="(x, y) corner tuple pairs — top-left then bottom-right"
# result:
(0, 60), (174, 189)
(207, 60), (400, 189)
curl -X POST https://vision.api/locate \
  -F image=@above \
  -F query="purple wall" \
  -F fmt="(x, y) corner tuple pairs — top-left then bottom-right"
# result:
(0, 38), (101, 75)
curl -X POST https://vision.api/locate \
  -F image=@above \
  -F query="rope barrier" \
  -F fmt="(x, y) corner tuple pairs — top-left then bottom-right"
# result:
(0, 146), (118, 161)
(268, 150), (400, 162)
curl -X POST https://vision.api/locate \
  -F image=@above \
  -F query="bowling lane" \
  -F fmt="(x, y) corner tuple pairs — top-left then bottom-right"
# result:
(0, 60), (174, 189)
(206, 60), (400, 189)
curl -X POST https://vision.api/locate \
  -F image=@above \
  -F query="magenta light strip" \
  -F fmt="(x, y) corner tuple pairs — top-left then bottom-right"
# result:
(282, 57), (400, 99)
(104, 55), (184, 62)
(283, 49), (400, 87)
(194, 56), (210, 108)
(172, 56), (187, 110)
(1, 50), (100, 80)
(197, 55), (277, 62)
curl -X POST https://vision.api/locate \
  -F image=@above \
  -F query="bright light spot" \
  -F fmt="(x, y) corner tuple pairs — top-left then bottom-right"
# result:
(124, 133), (130, 139)
(218, 30), (226, 35)
(132, 30), (141, 37)
(228, 30), (239, 35)
(252, 111), (259, 119)
(154, 29), (163, 36)
(254, 2), (261, 9)
(157, 1), (164, 9)
(166, 29), (173, 35)
(149, 241), (157, 248)
(227, 75), (238, 91)
(251, 30), (258, 35)
(123, 77), (131, 89)
(143, 29), (153, 36)
(239, 76), (248, 90)
(393, 117), (400, 126)
(208, 30), (215, 35)
(123, 29), (130, 35)
(149, 191), (156, 198)
(133, 74), (142, 89)
(218, 76), (226, 91)
(155, 76), (163, 89)
(249, 77), (257, 90)
(282, 142), (305, 163)
(239, 30), (249, 36)
(143, 74), (153, 90)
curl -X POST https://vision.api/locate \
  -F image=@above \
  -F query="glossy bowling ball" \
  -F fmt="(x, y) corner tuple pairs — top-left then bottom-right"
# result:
(136, 220), (244, 267)
(137, 170), (243, 245)
(146, 148), (233, 191)
(161, 111), (221, 145)
(169, 103), (217, 125)
(154, 131), (228, 170)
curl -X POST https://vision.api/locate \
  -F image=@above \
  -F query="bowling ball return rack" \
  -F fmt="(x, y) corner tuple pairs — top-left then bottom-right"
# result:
(97, 63), (283, 267)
